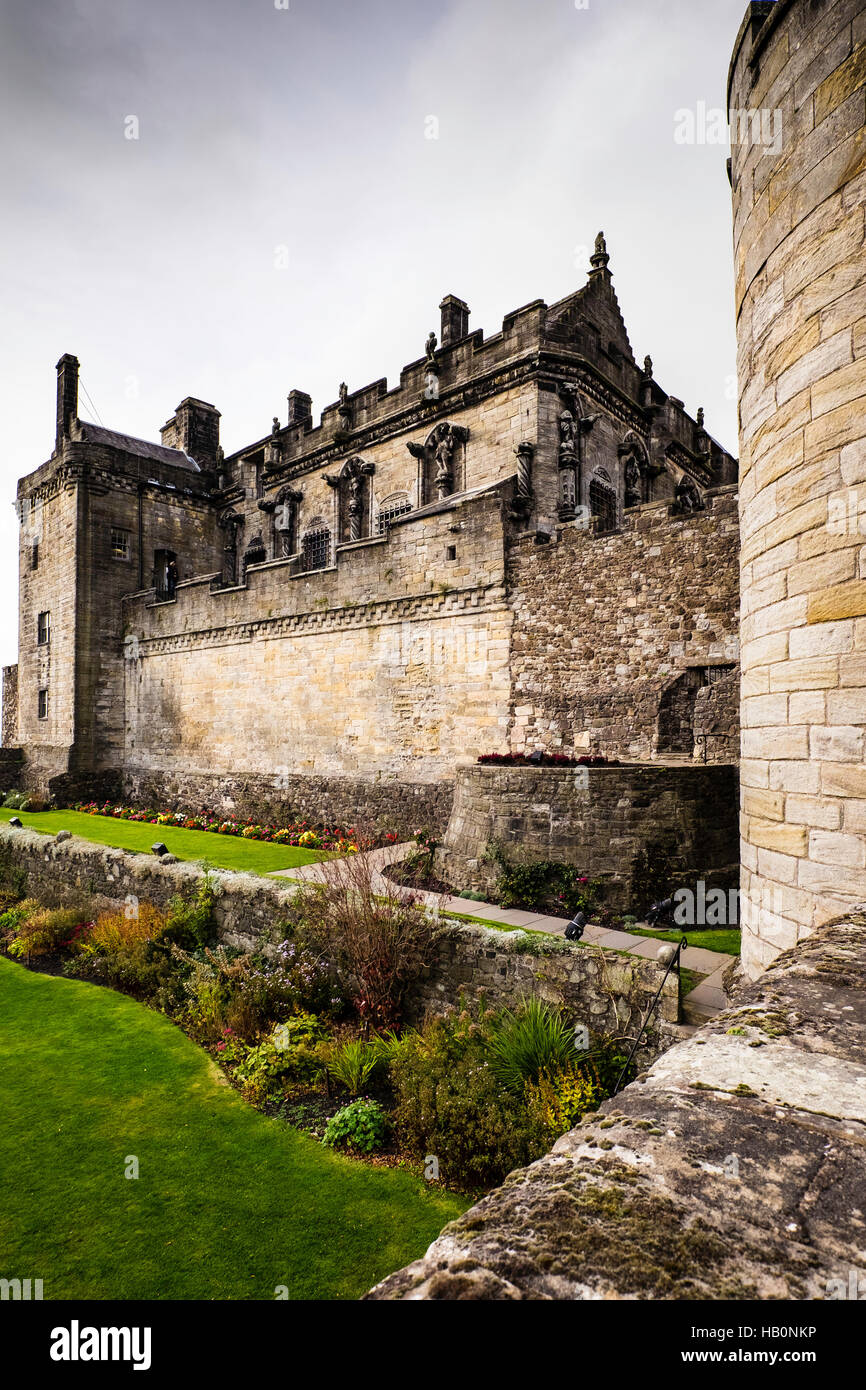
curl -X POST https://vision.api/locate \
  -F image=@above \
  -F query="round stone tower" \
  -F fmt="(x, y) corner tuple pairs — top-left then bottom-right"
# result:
(730, 0), (866, 975)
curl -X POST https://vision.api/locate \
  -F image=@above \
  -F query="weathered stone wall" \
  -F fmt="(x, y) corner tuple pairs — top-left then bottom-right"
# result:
(2, 665), (18, 749)
(506, 490), (740, 761)
(120, 768), (454, 837)
(0, 825), (676, 1039)
(437, 763), (739, 905)
(731, 0), (866, 975)
(369, 908), (866, 1300)
(120, 487), (513, 797)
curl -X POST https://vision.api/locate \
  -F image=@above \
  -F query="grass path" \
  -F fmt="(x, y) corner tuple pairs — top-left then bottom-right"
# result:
(0, 957), (466, 1299)
(0, 808), (330, 875)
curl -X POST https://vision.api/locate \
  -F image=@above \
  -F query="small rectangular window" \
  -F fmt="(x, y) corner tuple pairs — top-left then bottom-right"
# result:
(445, 545), (457, 561)
(111, 527), (131, 561)
(37, 611), (50, 644)
(38, 689), (48, 719)
(31, 542), (39, 570)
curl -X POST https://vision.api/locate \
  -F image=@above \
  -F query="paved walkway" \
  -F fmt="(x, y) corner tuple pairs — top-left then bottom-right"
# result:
(272, 843), (734, 1020)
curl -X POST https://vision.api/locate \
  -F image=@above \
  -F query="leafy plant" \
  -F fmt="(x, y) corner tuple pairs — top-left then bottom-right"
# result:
(6, 904), (91, 959)
(324, 1038), (384, 1095)
(234, 1014), (327, 1101)
(162, 872), (219, 951)
(486, 845), (600, 918)
(525, 1064), (603, 1136)
(75, 902), (166, 957)
(488, 998), (576, 1092)
(389, 1010), (550, 1189)
(323, 1098), (389, 1154)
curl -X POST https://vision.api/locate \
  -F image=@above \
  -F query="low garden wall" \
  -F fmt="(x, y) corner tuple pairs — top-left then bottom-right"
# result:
(0, 826), (678, 1042)
(437, 762), (738, 907)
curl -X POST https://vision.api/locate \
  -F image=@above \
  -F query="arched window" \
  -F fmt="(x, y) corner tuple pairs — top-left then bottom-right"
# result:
(302, 518), (331, 571)
(377, 492), (413, 533)
(589, 471), (618, 534)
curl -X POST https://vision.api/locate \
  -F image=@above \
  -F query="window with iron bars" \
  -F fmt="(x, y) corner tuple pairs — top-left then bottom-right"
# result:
(589, 479), (618, 535)
(377, 498), (413, 533)
(302, 528), (331, 571)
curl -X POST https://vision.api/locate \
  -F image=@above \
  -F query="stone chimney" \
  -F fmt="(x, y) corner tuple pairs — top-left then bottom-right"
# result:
(161, 397), (220, 465)
(439, 295), (470, 347)
(55, 354), (79, 450)
(288, 390), (312, 426)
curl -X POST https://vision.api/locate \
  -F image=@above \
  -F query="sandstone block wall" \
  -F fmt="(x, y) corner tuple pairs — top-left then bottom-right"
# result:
(731, 0), (866, 975)
(438, 763), (739, 905)
(120, 488), (513, 810)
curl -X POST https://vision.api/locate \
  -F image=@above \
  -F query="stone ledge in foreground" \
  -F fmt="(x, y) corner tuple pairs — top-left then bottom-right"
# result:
(366, 911), (866, 1300)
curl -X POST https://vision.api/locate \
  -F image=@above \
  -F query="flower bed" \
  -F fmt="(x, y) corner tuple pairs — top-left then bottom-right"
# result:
(68, 800), (402, 854)
(477, 753), (619, 767)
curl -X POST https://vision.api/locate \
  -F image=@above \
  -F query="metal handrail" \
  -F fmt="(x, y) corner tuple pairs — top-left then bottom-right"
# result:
(611, 936), (688, 1096)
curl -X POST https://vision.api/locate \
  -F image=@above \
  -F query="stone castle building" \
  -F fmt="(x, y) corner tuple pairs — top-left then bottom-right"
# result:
(5, 242), (740, 883)
(0, 0), (862, 983)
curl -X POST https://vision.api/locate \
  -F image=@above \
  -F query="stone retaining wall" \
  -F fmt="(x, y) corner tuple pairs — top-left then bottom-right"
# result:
(0, 826), (677, 1040)
(438, 762), (739, 907)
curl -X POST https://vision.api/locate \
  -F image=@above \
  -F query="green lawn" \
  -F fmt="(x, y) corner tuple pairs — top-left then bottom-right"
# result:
(0, 808), (330, 875)
(0, 956), (466, 1299)
(627, 925), (741, 956)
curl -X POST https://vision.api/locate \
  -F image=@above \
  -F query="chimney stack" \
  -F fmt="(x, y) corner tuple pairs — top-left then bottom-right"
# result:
(439, 295), (470, 347)
(161, 397), (221, 466)
(55, 354), (79, 450)
(288, 390), (312, 426)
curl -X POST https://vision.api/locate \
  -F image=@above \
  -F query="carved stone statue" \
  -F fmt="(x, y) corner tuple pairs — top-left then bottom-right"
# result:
(425, 332), (437, 366)
(339, 382), (348, 409)
(558, 410), (577, 459)
(272, 416), (280, 437)
(643, 355), (653, 377)
(624, 454), (642, 509)
(217, 510), (243, 586)
(405, 422), (468, 503)
(326, 457), (375, 541)
(674, 474), (705, 514)
(557, 410), (579, 521)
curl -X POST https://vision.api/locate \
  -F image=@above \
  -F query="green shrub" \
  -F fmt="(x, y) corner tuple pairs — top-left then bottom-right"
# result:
(234, 1014), (327, 1102)
(323, 1099), (389, 1154)
(488, 998), (576, 1092)
(486, 846), (600, 918)
(390, 1011), (549, 1189)
(5, 904), (90, 959)
(324, 1039), (383, 1096)
(161, 873), (219, 951)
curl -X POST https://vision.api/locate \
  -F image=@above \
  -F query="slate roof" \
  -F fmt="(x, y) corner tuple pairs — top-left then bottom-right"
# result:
(78, 422), (200, 471)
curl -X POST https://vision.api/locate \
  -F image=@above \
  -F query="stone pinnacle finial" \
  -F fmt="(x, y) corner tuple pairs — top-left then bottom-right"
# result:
(590, 231), (610, 272)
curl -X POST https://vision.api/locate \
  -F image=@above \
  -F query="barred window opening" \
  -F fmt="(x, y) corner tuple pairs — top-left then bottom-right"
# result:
(589, 478), (618, 535)
(302, 528), (331, 572)
(377, 495), (413, 533)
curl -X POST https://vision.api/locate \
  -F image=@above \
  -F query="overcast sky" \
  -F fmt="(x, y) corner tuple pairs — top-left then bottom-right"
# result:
(0, 0), (747, 669)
